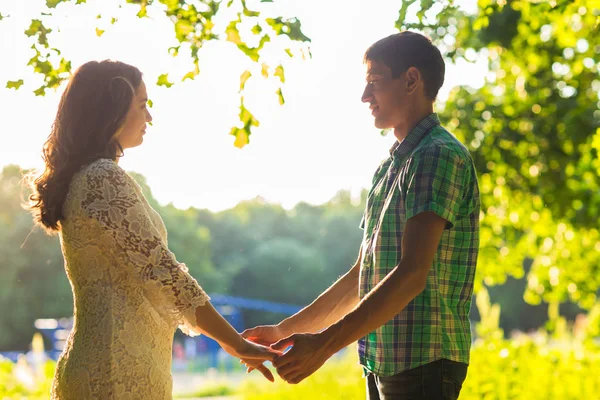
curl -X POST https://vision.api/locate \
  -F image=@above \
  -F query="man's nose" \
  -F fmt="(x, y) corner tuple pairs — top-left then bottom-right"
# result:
(361, 85), (372, 103)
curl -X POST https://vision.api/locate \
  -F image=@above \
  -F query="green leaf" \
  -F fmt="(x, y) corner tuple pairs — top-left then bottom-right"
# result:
(266, 17), (311, 42)
(46, 0), (62, 8)
(182, 61), (200, 81)
(147, 99), (153, 108)
(274, 65), (285, 83)
(231, 126), (249, 148)
(24, 19), (52, 47)
(33, 86), (46, 96)
(96, 14), (101, 19)
(175, 20), (194, 41)
(238, 100), (259, 127)
(6, 80), (24, 90)
(24, 20), (41, 37)
(57, 58), (71, 74)
(395, 0), (418, 28)
(243, 8), (260, 17)
(95, 28), (105, 37)
(137, 7), (147, 18)
(276, 87), (285, 105)
(156, 74), (174, 88)
(251, 24), (262, 35)
(111, 17), (117, 24)
(226, 18), (242, 45)
(417, 0), (435, 22)
(239, 70), (252, 91)
(182, 71), (196, 81)
(0, 13), (8, 21)
(284, 48), (293, 58)
(261, 63), (269, 78)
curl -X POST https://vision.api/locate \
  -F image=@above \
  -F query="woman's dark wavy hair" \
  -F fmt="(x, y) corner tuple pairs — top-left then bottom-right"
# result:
(27, 60), (142, 233)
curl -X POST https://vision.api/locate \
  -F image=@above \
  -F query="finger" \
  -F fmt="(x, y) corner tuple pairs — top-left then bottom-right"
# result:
(289, 372), (309, 385)
(277, 364), (300, 380)
(246, 366), (255, 373)
(254, 364), (275, 382)
(273, 355), (297, 370)
(259, 347), (279, 362)
(243, 334), (272, 346)
(267, 346), (284, 356)
(248, 338), (273, 346)
(280, 368), (304, 384)
(241, 328), (256, 338)
(240, 345), (278, 361)
(271, 335), (296, 351)
(242, 328), (271, 345)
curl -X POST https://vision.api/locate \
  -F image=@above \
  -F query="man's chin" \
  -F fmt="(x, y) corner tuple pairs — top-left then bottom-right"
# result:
(373, 119), (390, 130)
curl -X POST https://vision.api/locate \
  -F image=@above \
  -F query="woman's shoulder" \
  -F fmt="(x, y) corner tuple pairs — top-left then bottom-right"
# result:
(76, 158), (135, 192)
(83, 158), (121, 175)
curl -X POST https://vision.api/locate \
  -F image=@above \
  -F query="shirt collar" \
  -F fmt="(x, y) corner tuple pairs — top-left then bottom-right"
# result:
(389, 113), (441, 160)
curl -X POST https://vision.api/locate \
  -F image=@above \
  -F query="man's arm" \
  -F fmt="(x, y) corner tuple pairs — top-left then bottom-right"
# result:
(272, 212), (446, 384)
(243, 246), (362, 344)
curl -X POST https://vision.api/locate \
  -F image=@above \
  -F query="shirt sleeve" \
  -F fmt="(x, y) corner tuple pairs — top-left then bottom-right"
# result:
(404, 146), (467, 228)
(81, 160), (210, 336)
(360, 159), (389, 230)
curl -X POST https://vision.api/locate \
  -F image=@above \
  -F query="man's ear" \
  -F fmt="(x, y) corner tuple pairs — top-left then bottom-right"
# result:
(404, 67), (421, 95)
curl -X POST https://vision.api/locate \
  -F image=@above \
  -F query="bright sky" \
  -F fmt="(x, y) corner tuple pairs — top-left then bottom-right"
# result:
(0, 0), (486, 211)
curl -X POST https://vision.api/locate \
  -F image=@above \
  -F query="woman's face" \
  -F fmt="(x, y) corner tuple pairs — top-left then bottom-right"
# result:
(117, 80), (152, 150)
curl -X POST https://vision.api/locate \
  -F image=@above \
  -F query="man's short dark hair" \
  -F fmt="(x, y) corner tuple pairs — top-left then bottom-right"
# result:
(364, 31), (445, 100)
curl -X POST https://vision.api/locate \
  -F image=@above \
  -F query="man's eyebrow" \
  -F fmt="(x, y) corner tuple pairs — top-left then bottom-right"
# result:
(366, 72), (383, 81)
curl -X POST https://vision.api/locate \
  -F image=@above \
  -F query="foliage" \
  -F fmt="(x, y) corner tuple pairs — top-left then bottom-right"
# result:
(0, 166), (70, 350)
(0, 358), (55, 400)
(0, 0), (598, 369)
(174, 383), (235, 398)
(0, 158), (593, 351)
(240, 289), (600, 400)
(4, 0), (597, 308)
(0, 165), (365, 350)
(394, 0), (600, 309)
(1, 0), (311, 147)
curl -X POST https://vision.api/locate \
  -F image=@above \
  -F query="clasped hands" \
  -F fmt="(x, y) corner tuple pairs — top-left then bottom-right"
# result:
(240, 325), (334, 384)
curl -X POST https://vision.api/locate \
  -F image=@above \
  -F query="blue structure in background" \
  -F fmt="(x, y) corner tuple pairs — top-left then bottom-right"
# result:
(29, 294), (302, 368)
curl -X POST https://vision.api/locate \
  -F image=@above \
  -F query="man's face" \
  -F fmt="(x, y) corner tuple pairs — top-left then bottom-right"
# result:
(361, 60), (408, 130)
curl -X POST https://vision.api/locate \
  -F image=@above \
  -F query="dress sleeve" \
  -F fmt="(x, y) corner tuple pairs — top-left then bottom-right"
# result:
(80, 160), (210, 336)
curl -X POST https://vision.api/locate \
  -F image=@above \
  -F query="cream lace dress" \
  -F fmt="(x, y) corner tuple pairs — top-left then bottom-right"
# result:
(51, 158), (210, 400)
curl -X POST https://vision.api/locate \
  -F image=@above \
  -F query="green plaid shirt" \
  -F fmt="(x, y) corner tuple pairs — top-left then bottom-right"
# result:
(358, 113), (480, 376)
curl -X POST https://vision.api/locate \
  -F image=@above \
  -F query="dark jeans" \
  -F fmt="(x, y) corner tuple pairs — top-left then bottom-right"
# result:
(366, 359), (468, 400)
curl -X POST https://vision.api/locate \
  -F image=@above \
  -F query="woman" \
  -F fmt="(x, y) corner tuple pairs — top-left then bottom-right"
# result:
(28, 60), (277, 399)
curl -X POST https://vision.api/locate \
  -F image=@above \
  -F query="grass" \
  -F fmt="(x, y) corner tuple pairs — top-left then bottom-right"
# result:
(4, 294), (600, 400)
(175, 383), (236, 398)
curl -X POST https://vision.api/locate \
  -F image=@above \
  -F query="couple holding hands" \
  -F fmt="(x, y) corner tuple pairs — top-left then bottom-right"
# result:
(29, 31), (479, 400)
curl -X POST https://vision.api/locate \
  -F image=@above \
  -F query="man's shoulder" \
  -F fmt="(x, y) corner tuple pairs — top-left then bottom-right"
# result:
(411, 125), (472, 165)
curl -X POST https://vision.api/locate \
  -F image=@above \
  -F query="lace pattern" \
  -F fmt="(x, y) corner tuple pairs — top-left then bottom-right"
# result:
(51, 159), (210, 399)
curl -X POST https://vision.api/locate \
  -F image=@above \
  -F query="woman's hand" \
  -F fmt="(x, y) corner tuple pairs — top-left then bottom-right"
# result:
(222, 337), (281, 382)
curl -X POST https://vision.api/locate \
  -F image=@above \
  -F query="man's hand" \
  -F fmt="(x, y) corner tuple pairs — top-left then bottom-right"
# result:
(242, 324), (289, 346)
(271, 332), (334, 384)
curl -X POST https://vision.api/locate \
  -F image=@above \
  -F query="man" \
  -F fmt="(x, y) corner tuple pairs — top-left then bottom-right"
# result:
(243, 31), (480, 400)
